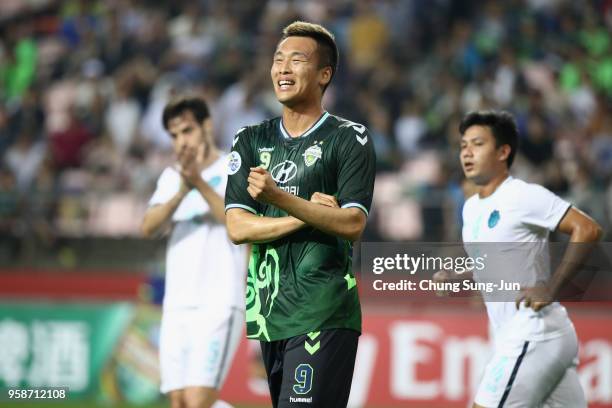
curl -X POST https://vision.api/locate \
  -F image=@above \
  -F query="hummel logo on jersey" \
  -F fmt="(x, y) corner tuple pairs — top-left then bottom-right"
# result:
(289, 396), (312, 403)
(340, 121), (366, 134)
(233, 128), (246, 147)
(353, 124), (366, 134)
(356, 135), (368, 146)
(271, 160), (298, 184)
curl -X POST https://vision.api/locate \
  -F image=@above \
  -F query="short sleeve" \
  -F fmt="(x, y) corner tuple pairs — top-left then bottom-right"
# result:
(520, 183), (571, 231)
(224, 127), (261, 214)
(148, 167), (180, 207)
(335, 126), (376, 216)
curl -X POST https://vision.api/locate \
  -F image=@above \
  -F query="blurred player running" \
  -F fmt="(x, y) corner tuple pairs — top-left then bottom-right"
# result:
(142, 96), (246, 408)
(224, 21), (376, 407)
(437, 110), (601, 407)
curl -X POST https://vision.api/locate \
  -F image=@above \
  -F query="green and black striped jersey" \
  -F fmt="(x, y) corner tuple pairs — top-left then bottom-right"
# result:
(225, 112), (376, 341)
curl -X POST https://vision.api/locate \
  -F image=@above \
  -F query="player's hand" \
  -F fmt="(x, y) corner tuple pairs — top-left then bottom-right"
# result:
(310, 192), (339, 208)
(432, 270), (450, 283)
(515, 285), (553, 311)
(432, 270), (451, 297)
(248, 167), (282, 204)
(178, 147), (204, 187)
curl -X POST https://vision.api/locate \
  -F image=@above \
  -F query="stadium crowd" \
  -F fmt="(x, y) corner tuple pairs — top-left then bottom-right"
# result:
(0, 0), (611, 263)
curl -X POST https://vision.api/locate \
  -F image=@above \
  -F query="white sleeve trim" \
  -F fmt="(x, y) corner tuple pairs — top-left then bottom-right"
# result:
(341, 202), (369, 216)
(225, 203), (257, 214)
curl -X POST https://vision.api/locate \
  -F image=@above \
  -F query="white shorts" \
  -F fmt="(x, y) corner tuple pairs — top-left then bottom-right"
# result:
(474, 326), (586, 407)
(159, 307), (244, 393)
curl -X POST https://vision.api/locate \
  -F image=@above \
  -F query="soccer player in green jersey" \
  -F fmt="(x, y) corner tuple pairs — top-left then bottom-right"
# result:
(224, 21), (376, 407)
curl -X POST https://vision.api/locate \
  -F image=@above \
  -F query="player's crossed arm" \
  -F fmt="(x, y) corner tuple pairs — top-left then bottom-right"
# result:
(226, 168), (340, 244)
(226, 208), (305, 244)
(246, 167), (367, 242)
(244, 165), (338, 210)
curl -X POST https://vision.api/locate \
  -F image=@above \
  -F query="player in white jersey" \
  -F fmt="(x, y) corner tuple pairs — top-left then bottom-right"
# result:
(142, 96), (246, 408)
(437, 110), (601, 407)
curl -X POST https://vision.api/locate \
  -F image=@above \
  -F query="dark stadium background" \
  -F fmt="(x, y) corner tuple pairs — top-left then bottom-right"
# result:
(1, 0), (611, 407)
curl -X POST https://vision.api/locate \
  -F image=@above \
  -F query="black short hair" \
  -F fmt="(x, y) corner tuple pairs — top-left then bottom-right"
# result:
(281, 21), (338, 93)
(162, 96), (210, 130)
(459, 110), (519, 168)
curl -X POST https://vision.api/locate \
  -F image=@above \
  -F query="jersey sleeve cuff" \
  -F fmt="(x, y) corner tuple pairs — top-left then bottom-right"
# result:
(225, 203), (258, 214)
(341, 202), (369, 217)
(553, 203), (572, 231)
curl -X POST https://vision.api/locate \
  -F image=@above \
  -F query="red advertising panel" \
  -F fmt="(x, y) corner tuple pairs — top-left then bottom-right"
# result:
(222, 308), (612, 407)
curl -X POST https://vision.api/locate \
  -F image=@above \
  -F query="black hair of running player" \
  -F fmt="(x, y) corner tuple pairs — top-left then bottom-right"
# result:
(459, 110), (520, 168)
(162, 96), (210, 130)
(281, 21), (338, 93)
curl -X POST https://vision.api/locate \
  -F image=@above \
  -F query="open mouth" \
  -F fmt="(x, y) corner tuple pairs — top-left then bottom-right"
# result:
(278, 80), (295, 90)
(463, 162), (475, 171)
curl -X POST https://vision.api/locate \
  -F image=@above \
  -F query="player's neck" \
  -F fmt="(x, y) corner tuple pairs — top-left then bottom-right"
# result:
(281, 105), (325, 138)
(478, 171), (510, 199)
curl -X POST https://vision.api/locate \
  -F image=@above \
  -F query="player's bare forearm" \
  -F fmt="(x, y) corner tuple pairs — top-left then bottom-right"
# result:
(141, 191), (186, 238)
(192, 178), (226, 224)
(518, 207), (602, 310)
(272, 190), (366, 242)
(246, 166), (366, 241)
(226, 208), (305, 244)
(549, 207), (603, 297)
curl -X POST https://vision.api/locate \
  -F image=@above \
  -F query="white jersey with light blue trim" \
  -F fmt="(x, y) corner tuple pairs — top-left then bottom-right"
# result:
(462, 176), (574, 340)
(149, 154), (247, 311)
(223, 113), (376, 341)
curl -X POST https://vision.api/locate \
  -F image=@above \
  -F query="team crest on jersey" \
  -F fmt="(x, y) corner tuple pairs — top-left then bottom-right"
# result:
(303, 144), (322, 167)
(227, 151), (242, 175)
(488, 210), (500, 228)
